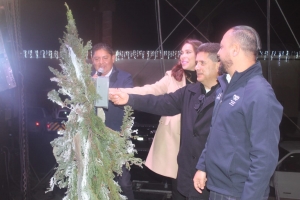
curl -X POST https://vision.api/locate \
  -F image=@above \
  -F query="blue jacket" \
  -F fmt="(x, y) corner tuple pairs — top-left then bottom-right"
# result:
(103, 66), (133, 131)
(196, 62), (283, 200)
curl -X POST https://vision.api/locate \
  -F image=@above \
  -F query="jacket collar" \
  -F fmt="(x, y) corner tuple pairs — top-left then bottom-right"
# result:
(217, 61), (263, 92)
(230, 61), (262, 85)
(188, 82), (202, 94)
(217, 74), (229, 93)
(188, 81), (219, 94)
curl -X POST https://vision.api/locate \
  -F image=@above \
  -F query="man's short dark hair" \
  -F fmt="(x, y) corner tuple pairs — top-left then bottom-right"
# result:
(196, 43), (220, 62)
(230, 26), (261, 56)
(92, 43), (115, 56)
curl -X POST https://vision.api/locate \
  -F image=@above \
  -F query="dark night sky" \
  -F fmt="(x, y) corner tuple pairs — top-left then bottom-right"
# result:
(1, 0), (300, 101)
(1, 3), (300, 200)
(1, 0), (300, 124)
(20, 0), (300, 51)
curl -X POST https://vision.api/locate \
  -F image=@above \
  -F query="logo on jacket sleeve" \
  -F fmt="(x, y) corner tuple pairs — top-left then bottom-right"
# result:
(229, 94), (240, 106)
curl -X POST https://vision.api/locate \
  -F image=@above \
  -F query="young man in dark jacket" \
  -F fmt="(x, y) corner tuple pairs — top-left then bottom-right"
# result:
(194, 26), (283, 200)
(110, 43), (221, 200)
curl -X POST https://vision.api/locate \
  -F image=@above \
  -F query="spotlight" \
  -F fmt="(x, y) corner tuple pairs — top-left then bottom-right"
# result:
(0, 30), (16, 92)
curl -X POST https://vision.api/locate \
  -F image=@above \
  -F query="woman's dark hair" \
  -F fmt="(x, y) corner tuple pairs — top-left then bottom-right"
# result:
(171, 39), (202, 81)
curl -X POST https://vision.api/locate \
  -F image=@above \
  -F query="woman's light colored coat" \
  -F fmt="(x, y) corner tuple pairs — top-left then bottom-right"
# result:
(120, 70), (185, 178)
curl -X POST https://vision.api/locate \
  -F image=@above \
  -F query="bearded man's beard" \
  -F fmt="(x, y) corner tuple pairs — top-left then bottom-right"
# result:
(220, 59), (233, 74)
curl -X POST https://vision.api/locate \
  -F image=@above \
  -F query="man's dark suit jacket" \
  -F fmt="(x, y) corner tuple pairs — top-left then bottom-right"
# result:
(127, 82), (219, 198)
(92, 66), (133, 131)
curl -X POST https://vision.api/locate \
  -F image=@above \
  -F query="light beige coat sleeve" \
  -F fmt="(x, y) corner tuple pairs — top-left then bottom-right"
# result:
(119, 70), (173, 95)
(118, 70), (186, 178)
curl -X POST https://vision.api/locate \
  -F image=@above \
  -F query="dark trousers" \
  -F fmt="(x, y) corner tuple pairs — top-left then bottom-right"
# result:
(114, 165), (134, 200)
(186, 197), (209, 200)
(172, 178), (186, 200)
(209, 191), (268, 200)
(185, 191), (209, 200)
(172, 178), (209, 200)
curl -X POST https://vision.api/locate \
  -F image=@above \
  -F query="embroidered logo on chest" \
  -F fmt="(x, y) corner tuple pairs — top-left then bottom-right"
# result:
(216, 92), (222, 100)
(229, 94), (240, 106)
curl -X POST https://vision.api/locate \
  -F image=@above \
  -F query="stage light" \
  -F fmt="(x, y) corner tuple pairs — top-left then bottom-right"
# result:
(0, 30), (16, 92)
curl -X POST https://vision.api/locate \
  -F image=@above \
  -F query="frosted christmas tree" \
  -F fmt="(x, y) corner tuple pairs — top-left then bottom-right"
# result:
(47, 4), (142, 200)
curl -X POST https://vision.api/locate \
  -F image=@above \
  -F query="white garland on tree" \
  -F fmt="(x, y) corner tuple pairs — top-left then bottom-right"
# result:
(46, 4), (143, 200)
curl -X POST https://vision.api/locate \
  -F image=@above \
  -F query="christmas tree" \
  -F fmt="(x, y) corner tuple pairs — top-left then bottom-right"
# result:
(47, 4), (142, 199)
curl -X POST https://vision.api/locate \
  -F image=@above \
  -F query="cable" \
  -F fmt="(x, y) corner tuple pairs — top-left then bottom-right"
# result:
(165, 0), (209, 42)
(174, 0), (224, 50)
(155, 0), (160, 48)
(267, 0), (272, 85)
(283, 113), (300, 132)
(30, 164), (57, 191)
(1, 146), (19, 188)
(161, 0), (204, 45)
(254, 0), (287, 50)
(156, 0), (166, 76)
(274, 0), (300, 48)
(132, 0), (201, 79)
(29, 162), (41, 182)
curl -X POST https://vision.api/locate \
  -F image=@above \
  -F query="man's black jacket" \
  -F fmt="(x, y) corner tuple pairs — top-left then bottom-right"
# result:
(127, 82), (219, 198)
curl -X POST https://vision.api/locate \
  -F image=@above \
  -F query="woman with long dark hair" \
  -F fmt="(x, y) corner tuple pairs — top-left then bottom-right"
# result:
(117, 39), (202, 199)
